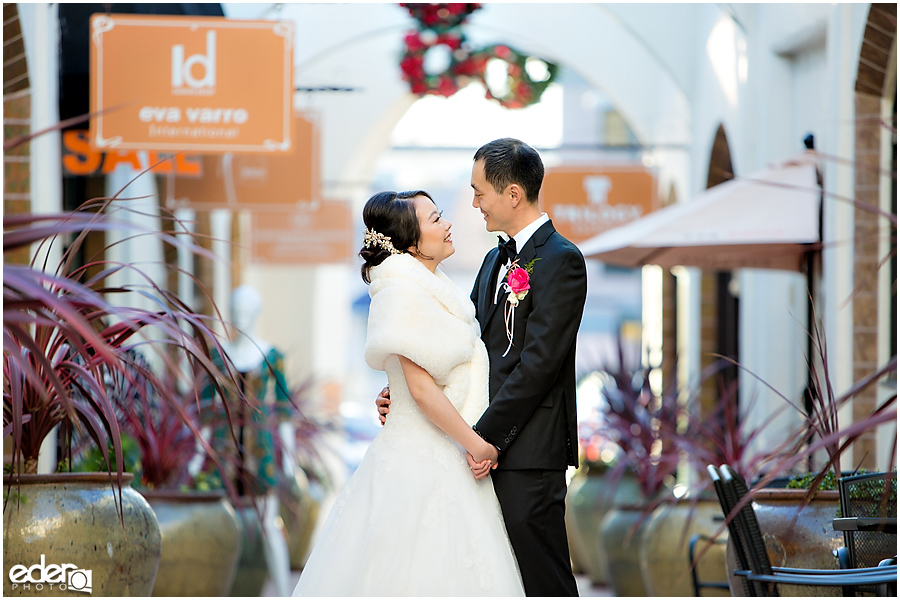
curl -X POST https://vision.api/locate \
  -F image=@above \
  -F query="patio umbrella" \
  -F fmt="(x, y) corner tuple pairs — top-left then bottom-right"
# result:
(577, 153), (821, 272)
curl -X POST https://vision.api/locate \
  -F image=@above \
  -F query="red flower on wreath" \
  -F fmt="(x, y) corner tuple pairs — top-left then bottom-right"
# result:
(404, 32), (426, 53)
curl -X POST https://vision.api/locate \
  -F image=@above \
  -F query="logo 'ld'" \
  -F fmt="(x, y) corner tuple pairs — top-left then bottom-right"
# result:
(171, 30), (216, 89)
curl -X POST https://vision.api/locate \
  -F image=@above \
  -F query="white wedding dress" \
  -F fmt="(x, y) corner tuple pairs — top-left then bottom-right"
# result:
(293, 254), (524, 597)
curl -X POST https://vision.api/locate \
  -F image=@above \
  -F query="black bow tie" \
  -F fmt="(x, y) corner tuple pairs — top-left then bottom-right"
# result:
(497, 236), (517, 265)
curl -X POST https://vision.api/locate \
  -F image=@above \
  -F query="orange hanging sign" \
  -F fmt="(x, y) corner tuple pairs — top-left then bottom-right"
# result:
(540, 166), (658, 244)
(251, 202), (354, 264)
(169, 112), (319, 208)
(89, 14), (294, 154)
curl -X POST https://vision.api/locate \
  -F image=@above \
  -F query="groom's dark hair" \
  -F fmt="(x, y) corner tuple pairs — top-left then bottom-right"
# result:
(360, 190), (434, 283)
(474, 138), (544, 205)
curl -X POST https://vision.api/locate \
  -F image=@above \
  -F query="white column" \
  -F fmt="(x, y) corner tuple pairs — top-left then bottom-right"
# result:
(104, 158), (165, 310)
(174, 207), (197, 311)
(675, 267), (702, 395)
(641, 264), (664, 395)
(21, 3), (62, 475)
(822, 4), (859, 471)
(738, 269), (807, 460)
(22, 3), (61, 218)
(210, 209), (233, 338)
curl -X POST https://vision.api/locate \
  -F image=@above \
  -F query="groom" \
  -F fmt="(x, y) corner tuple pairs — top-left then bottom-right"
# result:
(378, 138), (586, 596)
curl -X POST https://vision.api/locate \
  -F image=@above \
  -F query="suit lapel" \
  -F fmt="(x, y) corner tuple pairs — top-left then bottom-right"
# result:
(479, 221), (556, 335)
(480, 249), (504, 333)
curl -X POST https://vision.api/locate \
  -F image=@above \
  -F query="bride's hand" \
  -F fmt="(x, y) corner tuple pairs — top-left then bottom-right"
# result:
(375, 386), (391, 425)
(467, 441), (499, 479)
(470, 439), (498, 465)
(466, 452), (495, 480)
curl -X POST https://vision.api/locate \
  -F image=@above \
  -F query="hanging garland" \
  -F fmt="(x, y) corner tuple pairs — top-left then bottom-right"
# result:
(400, 28), (468, 97)
(398, 3), (557, 109)
(469, 45), (559, 109)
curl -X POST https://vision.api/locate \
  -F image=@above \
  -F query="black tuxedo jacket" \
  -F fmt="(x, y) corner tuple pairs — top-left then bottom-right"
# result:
(471, 220), (587, 471)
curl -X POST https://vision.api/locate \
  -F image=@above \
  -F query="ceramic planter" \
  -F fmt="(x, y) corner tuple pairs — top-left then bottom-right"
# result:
(564, 470), (591, 575)
(229, 498), (269, 597)
(141, 490), (242, 597)
(599, 503), (651, 597)
(280, 469), (321, 571)
(639, 497), (730, 597)
(567, 465), (642, 585)
(3, 473), (161, 596)
(724, 489), (842, 597)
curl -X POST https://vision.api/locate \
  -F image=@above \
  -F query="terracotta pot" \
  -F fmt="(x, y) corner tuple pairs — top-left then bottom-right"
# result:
(229, 498), (269, 597)
(725, 489), (842, 597)
(567, 466), (642, 585)
(639, 497), (730, 597)
(141, 490), (242, 597)
(280, 469), (321, 571)
(599, 504), (651, 597)
(3, 473), (161, 596)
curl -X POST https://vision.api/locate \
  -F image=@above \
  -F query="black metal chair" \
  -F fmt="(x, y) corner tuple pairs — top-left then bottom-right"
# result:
(835, 472), (897, 567)
(688, 533), (729, 596)
(835, 472), (897, 596)
(707, 464), (897, 596)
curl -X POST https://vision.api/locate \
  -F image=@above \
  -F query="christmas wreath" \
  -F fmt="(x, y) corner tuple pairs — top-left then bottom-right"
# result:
(398, 3), (557, 109)
(469, 45), (558, 109)
(400, 28), (468, 97)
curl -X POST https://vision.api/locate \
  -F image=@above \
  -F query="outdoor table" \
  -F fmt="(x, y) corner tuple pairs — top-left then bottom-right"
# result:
(832, 517), (897, 534)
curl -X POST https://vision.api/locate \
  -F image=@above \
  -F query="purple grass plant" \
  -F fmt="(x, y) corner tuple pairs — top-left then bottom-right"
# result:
(3, 177), (251, 516)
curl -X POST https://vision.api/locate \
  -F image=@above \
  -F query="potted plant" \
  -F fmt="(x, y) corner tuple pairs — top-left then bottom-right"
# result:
(709, 317), (896, 596)
(566, 377), (637, 587)
(72, 353), (245, 598)
(589, 341), (681, 597)
(3, 186), (247, 595)
(638, 371), (799, 598)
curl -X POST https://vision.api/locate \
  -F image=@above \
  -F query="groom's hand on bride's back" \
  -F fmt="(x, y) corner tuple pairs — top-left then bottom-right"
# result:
(376, 386), (391, 425)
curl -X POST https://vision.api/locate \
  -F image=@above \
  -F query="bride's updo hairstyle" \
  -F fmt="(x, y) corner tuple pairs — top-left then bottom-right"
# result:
(361, 190), (434, 283)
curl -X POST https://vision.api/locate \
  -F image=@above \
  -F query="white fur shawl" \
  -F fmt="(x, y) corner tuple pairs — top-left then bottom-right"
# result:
(364, 253), (489, 425)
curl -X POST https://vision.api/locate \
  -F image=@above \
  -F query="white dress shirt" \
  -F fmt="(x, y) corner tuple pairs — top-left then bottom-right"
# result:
(494, 213), (550, 303)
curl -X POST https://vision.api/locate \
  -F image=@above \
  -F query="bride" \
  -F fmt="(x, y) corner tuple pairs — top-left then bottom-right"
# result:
(292, 190), (524, 596)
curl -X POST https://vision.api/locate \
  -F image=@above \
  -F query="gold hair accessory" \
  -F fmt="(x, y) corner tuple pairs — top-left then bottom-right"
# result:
(364, 228), (401, 255)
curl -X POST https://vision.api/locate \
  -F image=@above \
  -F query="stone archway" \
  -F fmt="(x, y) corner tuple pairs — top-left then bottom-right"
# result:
(852, 3), (896, 470)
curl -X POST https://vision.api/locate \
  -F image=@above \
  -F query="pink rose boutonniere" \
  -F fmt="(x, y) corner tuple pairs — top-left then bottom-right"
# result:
(505, 267), (531, 306)
(501, 257), (540, 356)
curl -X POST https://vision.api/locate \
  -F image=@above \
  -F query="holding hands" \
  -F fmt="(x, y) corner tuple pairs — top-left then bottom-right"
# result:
(375, 386), (498, 479)
(467, 449), (497, 480)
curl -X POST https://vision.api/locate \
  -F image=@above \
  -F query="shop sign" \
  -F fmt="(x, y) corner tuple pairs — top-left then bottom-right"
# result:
(540, 166), (658, 243)
(62, 130), (202, 177)
(89, 14), (293, 153)
(169, 113), (318, 209)
(251, 202), (353, 264)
